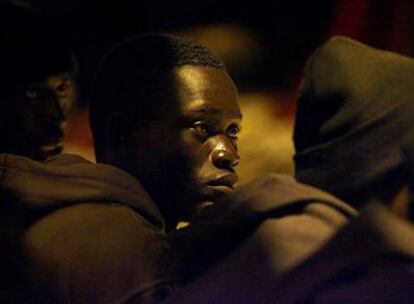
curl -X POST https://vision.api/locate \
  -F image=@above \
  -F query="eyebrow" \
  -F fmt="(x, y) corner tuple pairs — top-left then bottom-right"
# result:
(191, 107), (243, 119)
(195, 107), (221, 115)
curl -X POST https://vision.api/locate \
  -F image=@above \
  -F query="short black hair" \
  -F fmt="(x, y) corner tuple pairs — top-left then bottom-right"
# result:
(90, 33), (225, 150)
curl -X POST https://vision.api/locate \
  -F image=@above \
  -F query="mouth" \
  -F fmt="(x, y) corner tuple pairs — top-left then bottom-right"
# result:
(41, 138), (63, 157)
(202, 174), (237, 200)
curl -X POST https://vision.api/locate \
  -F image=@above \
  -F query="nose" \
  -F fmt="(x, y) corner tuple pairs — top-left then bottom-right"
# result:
(41, 102), (64, 127)
(45, 91), (65, 122)
(211, 137), (240, 169)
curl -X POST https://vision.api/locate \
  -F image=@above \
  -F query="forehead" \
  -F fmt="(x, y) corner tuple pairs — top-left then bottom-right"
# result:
(27, 72), (73, 88)
(173, 65), (241, 118)
(46, 72), (72, 85)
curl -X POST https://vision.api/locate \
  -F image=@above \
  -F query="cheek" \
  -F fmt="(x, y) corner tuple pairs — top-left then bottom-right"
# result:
(15, 111), (43, 146)
(180, 130), (211, 172)
(18, 105), (37, 128)
(57, 95), (75, 117)
(2, 101), (40, 147)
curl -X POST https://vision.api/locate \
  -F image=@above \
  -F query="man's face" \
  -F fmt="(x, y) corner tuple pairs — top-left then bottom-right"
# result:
(174, 66), (242, 204)
(1, 72), (76, 159)
(126, 65), (241, 225)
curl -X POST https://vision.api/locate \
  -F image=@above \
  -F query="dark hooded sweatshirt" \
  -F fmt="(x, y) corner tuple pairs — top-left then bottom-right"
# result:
(1, 153), (359, 303)
(285, 36), (414, 304)
(294, 36), (414, 205)
(272, 204), (414, 304)
(0, 153), (171, 303)
(168, 174), (358, 303)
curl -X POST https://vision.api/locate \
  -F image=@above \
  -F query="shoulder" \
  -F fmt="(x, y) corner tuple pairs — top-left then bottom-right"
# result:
(273, 204), (414, 303)
(251, 202), (348, 272)
(24, 203), (172, 303)
(170, 176), (356, 303)
(169, 207), (344, 304)
(26, 203), (168, 258)
(229, 173), (357, 218)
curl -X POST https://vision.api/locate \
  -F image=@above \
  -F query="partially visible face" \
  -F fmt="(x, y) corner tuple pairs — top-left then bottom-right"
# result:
(174, 65), (242, 204)
(1, 72), (76, 159)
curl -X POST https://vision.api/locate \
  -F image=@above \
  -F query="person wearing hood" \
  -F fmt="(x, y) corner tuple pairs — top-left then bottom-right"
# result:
(285, 36), (414, 303)
(0, 33), (243, 303)
(80, 33), (361, 303)
(0, 35), (234, 303)
(0, 33), (359, 303)
(0, 3), (77, 301)
(294, 36), (414, 216)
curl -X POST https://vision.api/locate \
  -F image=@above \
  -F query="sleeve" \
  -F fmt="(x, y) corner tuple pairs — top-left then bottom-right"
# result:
(169, 205), (345, 304)
(24, 203), (172, 304)
(170, 174), (355, 285)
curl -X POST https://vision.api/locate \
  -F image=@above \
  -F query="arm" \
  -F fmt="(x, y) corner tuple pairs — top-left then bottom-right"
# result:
(170, 204), (348, 304)
(168, 174), (356, 303)
(171, 174), (356, 284)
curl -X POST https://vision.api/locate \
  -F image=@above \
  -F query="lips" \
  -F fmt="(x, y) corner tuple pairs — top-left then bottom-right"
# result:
(202, 174), (238, 199)
(207, 174), (237, 187)
(41, 139), (63, 158)
(40, 125), (64, 158)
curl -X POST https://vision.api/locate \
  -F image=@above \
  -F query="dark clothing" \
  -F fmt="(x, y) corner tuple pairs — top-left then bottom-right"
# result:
(169, 174), (357, 303)
(294, 36), (414, 202)
(0, 153), (171, 303)
(274, 204), (414, 303)
(290, 37), (414, 303)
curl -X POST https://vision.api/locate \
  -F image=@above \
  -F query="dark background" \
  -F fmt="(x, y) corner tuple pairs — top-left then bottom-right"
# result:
(3, 0), (414, 181)
(8, 0), (414, 102)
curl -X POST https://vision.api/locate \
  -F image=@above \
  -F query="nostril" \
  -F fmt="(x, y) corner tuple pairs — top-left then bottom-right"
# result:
(232, 157), (240, 167)
(212, 150), (239, 169)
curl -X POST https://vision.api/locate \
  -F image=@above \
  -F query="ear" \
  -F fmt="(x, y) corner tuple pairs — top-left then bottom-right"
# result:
(107, 113), (133, 145)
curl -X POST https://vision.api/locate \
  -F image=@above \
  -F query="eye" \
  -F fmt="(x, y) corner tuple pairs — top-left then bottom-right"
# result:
(227, 124), (240, 139)
(192, 121), (215, 138)
(54, 82), (69, 97)
(25, 86), (39, 99)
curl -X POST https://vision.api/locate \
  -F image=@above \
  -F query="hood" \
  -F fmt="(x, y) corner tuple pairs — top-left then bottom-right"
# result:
(0, 153), (164, 229)
(294, 36), (414, 201)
